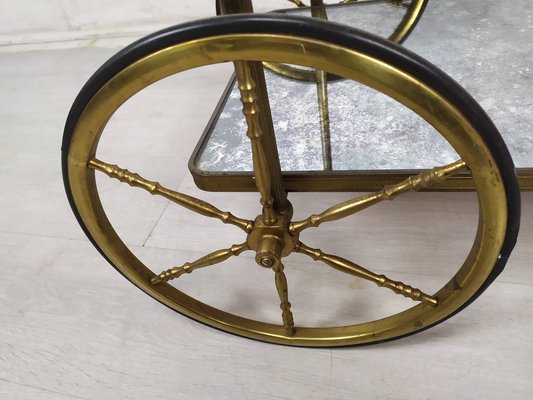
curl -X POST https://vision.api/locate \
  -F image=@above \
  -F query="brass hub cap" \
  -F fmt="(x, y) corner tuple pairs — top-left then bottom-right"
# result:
(246, 211), (299, 269)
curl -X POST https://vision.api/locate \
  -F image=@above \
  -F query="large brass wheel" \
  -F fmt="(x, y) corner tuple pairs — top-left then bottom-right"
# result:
(62, 15), (520, 346)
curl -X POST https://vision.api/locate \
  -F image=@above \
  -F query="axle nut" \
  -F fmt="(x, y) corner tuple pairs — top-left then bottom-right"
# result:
(260, 257), (274, 267)
(254, 234), (283, 268)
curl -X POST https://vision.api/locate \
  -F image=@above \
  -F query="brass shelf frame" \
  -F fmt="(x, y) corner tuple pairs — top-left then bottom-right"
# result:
(189, 74), (533, 192)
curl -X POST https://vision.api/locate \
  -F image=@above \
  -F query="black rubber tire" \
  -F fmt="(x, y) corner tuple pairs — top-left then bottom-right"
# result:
(62, 14), (520, 346)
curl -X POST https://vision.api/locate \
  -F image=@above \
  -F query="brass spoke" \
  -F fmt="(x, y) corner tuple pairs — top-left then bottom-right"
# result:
(88, 158), (253, 233)
(296, 242), (438, 306)
(290, 159), (467, 233)
(234, 60), (287, 224)
(273, 262), (295, 335)
(151, 242), (250, 284)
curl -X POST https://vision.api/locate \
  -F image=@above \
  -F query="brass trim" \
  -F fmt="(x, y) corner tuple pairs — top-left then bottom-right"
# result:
(189, 167), (533, 192)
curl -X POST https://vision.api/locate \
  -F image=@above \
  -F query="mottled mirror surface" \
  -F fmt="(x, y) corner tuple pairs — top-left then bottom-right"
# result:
(196, 0), (532, 173)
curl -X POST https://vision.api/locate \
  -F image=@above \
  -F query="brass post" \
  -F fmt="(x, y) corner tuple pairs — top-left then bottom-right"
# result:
(219, 0), (290, 215)
(311, 0), (333, 170)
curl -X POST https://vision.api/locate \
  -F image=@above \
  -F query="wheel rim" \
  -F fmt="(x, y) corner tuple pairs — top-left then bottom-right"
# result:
(65, 29), (511, 346)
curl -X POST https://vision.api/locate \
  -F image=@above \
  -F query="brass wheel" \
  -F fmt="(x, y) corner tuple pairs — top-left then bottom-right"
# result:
(62, 15), (519, 346)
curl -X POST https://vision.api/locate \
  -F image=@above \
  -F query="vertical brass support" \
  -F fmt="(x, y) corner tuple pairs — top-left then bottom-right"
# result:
(235, 61), (277, 224)
(315, 70), (332, 170)
(311, 1), (333, 170)
(219, 0), (289, 216)
(247, 64), (288, 213)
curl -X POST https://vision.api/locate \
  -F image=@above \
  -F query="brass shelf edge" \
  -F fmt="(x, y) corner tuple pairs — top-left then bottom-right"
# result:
(190, 168), (533, 192)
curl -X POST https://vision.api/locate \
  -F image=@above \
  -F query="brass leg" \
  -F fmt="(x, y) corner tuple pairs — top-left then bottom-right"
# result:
(220, 0), (289, 215)
(311, 1), (333, 170)
(234, 61), (283, 223)
(315, 69), (332, 170)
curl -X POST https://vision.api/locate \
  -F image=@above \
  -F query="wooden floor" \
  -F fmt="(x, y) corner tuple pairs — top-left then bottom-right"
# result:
(1, 37), (532, 400)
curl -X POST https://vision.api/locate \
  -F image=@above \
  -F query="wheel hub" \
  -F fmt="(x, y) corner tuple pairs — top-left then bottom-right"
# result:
(246, 210), (299, 268)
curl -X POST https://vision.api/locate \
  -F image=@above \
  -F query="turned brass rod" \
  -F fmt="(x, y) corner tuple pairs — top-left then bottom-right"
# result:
(250, 63), (289, 213)
(234, 61), (279, 224)
(273, 263), (295, 335)
(290, 159), (467, 233)
(316, 70), (332, 170)
(296, 242), (437, 306)
(151, 243), (249, 284)
(88, 158), (252, 232)
(220, 0), (289, 216)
